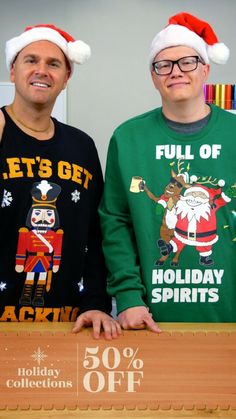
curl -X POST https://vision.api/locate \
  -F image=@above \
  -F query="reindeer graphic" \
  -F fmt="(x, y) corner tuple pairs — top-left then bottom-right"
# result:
(133, 159), (192, 265)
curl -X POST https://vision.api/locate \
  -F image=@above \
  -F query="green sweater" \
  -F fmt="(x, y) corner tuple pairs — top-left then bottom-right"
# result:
(99, 105), (236, 322)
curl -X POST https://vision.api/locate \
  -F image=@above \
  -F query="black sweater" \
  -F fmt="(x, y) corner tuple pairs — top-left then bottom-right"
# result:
(0, 106), (111, 322)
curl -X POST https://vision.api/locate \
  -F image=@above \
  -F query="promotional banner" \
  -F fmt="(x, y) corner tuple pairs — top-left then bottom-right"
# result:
(0, 330), (236, 410)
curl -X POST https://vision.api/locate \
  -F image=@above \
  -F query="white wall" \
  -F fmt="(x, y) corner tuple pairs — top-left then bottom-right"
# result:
(0, 0), (235, 169)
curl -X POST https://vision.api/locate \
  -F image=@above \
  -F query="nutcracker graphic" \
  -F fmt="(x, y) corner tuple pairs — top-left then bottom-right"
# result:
(15, 180), (63, 307)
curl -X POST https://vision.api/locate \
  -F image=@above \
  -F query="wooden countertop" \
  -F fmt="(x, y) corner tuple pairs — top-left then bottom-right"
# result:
(1, 321), (236, 333)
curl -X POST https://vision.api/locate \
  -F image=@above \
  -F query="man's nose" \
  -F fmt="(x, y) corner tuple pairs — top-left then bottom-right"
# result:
(34, 61), (48, 75)
(170, 62), (183, 76)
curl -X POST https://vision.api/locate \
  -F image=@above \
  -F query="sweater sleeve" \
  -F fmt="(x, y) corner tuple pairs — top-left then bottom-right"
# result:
(79, 147), (112, 315)
(99, 134), (147, 314)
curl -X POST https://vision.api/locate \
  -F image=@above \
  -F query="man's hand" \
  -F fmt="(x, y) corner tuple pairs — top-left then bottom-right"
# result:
(118, 306), (161, 333)
(72, 310), (122, 340)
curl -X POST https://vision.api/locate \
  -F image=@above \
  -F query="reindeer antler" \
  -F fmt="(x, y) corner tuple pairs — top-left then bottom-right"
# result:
(170, 157), (190, 174)
(177, 157), (186, 174)
(193, 176), (219, 186)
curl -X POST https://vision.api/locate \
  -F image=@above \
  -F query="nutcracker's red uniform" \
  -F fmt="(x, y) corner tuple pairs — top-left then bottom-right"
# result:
(16, 227), (63, 272)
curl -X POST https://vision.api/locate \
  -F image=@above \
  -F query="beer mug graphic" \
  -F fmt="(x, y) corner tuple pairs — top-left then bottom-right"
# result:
(129, 176), (145, 193)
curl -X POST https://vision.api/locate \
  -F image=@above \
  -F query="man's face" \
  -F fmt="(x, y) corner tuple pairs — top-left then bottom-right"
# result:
(10, 40), (70, 108)
(151, 46), (210, 105)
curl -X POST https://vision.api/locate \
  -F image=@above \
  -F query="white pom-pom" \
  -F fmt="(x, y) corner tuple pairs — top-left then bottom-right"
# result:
(218, 179), (225, 187)
(208, 43), (230, 65)
(67, 40), (91, 64)
(190, 175), (198, 183)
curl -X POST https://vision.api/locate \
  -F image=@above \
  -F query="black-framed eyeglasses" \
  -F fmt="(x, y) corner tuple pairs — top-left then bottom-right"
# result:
(152, 56), (205, 76)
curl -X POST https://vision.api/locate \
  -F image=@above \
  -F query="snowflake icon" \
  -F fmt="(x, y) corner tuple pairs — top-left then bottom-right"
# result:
(71, 189), (81, 203)
(1, 190), (13, 207)
(77, 278), (84, 292)
(31, 347), (48, 365)
(0, 281), (7, 292)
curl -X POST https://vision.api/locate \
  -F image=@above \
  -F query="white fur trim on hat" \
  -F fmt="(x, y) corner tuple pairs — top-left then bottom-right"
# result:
(6, 26), (91, 72)
(149, 24), (209, 69)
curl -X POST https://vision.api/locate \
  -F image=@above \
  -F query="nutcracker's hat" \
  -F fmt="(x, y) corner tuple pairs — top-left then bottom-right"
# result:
(31, 180), (61, 208)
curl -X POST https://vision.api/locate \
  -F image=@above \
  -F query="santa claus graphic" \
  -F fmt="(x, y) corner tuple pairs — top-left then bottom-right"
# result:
(160, 181), (232, 266)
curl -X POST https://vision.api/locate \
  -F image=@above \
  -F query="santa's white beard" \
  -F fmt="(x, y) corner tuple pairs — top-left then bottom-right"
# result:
(176, 199), (211, 222)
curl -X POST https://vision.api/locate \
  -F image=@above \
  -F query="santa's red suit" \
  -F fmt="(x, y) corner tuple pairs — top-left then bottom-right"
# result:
(171, 195), (228, 253)
(16, 228), (63, 272)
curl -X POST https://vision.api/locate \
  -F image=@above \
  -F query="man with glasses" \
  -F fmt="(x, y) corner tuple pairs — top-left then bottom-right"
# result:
(100, 13), (236, 330)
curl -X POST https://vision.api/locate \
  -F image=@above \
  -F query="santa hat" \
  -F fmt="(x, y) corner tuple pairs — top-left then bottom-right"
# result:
(184, 179), (225, 200)
(5, 24), (91, 73)
(149, 12), (230, 68)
